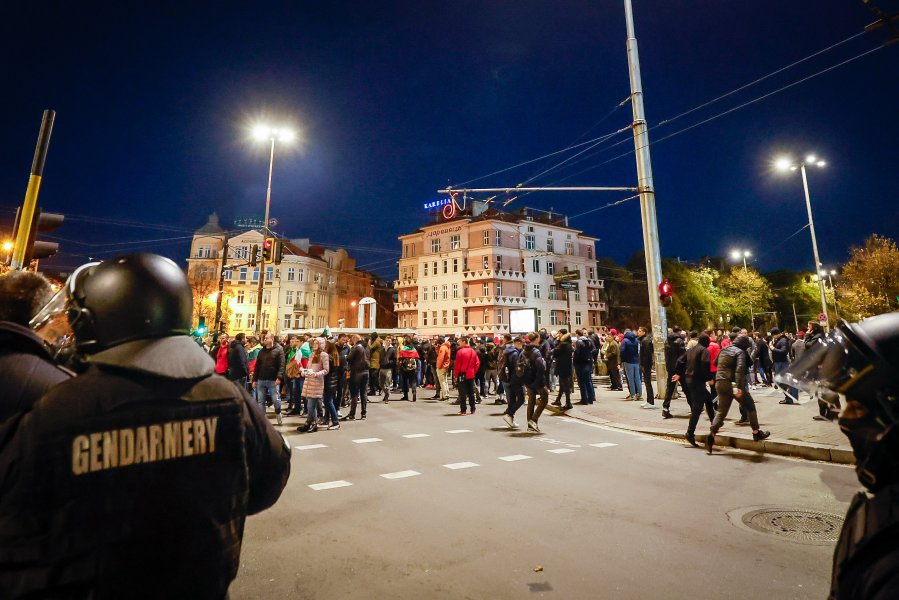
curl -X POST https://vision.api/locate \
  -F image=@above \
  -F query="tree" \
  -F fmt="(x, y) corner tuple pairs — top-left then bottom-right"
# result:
(837, 234), (899, 320)
(661, 259), (725, 330)
(718, 266), (771, 329)
(596, 256), (649, 330)
(187, 266), (217, 330)
(764, 269), (823, 331)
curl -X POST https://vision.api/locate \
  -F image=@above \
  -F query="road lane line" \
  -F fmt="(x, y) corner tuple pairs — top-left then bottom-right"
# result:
(547, 448), (576, 454)
(443, 462), (479, 470)
(308, 480), (353, 491)
(445, 429), (472, 434)
(380, 470), (421, 480)
(352, 438), (383, 444)
(498, 454), (532, 462)
(294, 444), (327, 451)
(403, 433), (431, 438)
(589, 442), (619, 448)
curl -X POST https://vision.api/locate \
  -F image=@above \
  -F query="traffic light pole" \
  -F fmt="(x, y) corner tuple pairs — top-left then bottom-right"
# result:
(625, 0), (668, 393)
(11, 110), (55, 271)
(254, 137), (275, 334)
(214, 236), (228, 335)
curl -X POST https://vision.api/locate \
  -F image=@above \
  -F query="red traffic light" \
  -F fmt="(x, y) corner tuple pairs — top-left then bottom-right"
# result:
(658, 280), (673, 307)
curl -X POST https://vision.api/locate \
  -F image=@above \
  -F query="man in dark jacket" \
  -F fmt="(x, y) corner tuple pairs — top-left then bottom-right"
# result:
(227, 333), (249, 387)
(252, 332), (285, 425)
(380, 339), (396, 404)
(573, 330), (596, 404)
(672, 333), (715, 447)
(637, 326), (655, 407)
(1, 253), (290, 599)
(0, 271), (72, 421)
(769, 327), (795, 404)
(551, 331), (574, 410)
(344, 335), (370, 420)
(500, 336), (525, 429)
(522, 332), (549, 433)
(620, 330), (642, 402)
(706, 335), (770, 453)
(662, 328), (688, 419)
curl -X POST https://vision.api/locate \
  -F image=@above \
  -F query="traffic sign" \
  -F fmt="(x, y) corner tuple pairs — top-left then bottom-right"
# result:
(553, 270), (580, 283)
(818, 312), (827, 322)
(558, 281), (579, 291)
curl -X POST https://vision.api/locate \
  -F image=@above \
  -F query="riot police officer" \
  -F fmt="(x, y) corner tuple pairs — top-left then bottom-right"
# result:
(777, 312), (899, 599)
(0, 253), (291, 599)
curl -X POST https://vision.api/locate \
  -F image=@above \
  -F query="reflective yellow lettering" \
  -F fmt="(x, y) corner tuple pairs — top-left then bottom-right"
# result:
(193, 420), (206, 454)
(149, 425), (163, 462)
(89, 432), (103, 473)
(72, 435), (90, 475)
(205, 417), (218, 453)
(119, 428), (135, 466)
(164, 421), (181, 459)
(135, 427), (149, 464)
(182, 420), (193, 456)
(102, 431), (118, 469)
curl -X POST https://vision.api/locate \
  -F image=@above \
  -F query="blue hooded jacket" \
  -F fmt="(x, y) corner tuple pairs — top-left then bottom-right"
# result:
(620, 331), (640, 364)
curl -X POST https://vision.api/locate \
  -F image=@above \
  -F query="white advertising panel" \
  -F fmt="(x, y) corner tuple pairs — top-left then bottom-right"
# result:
(509, 308), (537, 334)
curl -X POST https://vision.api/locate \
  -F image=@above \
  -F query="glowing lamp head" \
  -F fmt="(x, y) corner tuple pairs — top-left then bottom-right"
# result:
(775, 157), (793, 172)
(1, 240), (13, 252)
(806, 154), (817, 164)
(252, 124), (272, 141)
(730, 250), (742, 260)
(277, 129), (296, 143)
(817, 161), (826, 167)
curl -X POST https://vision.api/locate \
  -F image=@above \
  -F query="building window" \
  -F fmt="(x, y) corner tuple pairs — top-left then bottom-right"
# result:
(565, 241), (574, 255)
(234, 313), (243, 328)
(525, 235), (535, 250)
(224, 269), (232, 281)
(591, 312), (599, 326)
(452, 309), (459, 325)
(443, 260), (448, 274)
(262, 290), (271, 304)
(574, 289), (581, 302)
(527, 225), (534, 233)
(252, 269), (259, 282)
(450, 235), (460, 249)
(480, 256), (487, 269)
(484, 309), (490, 324)
(422, 312), (428, 326)
(588, 266), (595, 279)
(547, 238), (555, 253)
(533, 283), (541, 299)
(261, 312), (269, 329)
(495, 255), (502, 271)
(496, 308), (503, 324)
(575, 311), (583, 326)
(453, 258), (459, 273)
(249, 292), (257, 305)
(283, 314), (292, 329)
(442, 284), (448, 299)
(547, 261), (555, 275)
(532, 259), (540, 273)
(483, 283), (489, 297)
(550, 311), (558, 326)
(294, 315), (302, 328)
(424, 262), (429, 276)
(452, 283), (459, 299)
(298, 268), (305, 282)
(237, 290), (245, 304)
(430, 286), (436, 300)
(285, 290), (294, 305)
(431, 239), (440, 253)
(536, 309), (542, 325)
(442, 310), (448, 325)
(247, 314), (255, 329)
(432, 311), (437, 325)
(587, 246), (593, 259)
(496, 281), (503, 297)
(432, 261), (437, 274)
(285, 267), (295, 281)
(483, 230), (490, 246)
(549, 285), (557, 300)
(239, 268), (247, 281)
(266, 266), (273, 281)
(495, 230), (502, 246)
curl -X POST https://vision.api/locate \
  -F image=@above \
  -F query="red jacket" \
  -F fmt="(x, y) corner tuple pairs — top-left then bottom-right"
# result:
(454, 346), (480, 379)
(437, 342), (451, 369)
(215, 345), (229, 375)
(708, 341), (721, 372)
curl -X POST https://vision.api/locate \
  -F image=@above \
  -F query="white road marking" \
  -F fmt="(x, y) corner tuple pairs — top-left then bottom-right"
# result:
(547, 448), (576, 454)
(443, 462), (479, 470)
(403, 433), (431, 438)
(380, 470), (422, 480)
(352, 438), (383, 444)
(590, 442), (619, 448)
(445, 429), (472, 434)
(499, 454), (532, 462)
(294, 444), (327, 451)
(308, 480), (353, 491)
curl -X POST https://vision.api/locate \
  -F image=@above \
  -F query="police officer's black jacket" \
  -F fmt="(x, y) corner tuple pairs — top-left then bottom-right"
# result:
(715, 342), (750, 389)
(0, 321), (71, 423)
(0, 335), (291, 600)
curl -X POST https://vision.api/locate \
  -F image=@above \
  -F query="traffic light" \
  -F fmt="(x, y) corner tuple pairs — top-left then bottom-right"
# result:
(249, 244), (259, 267)
(658, 280), (673, 307)
(262, 237), (274, 264)
(273, 239), (284, 265)
(12, 206), (64, 264)
(196, 316), (207, 337)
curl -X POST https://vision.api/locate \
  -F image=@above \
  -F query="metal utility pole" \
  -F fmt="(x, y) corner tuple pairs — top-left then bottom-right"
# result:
(792, 302), (800, 333)
(799, 163), (830, 332)
(624, 0), (668, 390)
(214, 236), (229, 335)
(11, 110), (55, 270)
(255, 138), (275, 333)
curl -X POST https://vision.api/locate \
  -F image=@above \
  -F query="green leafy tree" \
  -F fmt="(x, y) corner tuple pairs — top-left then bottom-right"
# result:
(718, 266), (771, 329)
(764, 269), (823, 331)
(837, 234), (899, 320)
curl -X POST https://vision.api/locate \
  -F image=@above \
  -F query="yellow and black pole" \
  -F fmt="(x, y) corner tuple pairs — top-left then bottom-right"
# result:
(11, 110), (55, 271)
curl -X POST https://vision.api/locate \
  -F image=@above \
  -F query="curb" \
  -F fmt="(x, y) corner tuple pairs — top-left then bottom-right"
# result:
(546, 405), (855, 464)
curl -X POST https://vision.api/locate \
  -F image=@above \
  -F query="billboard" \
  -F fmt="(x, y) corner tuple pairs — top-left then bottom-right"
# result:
(509, 308), (537, 335)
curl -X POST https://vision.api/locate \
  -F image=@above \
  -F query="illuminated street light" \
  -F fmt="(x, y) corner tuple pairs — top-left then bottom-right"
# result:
(729, 248), (753, 328)
(1, 240), (13, 253)
(775, 152), (830, 330)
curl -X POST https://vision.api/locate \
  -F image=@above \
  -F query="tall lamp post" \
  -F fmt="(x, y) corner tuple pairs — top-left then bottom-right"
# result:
(819, 268), (840, 322)
(775, 154), (829, 331)
(251, 124), (295, 333)
(730, 248), (754, 329)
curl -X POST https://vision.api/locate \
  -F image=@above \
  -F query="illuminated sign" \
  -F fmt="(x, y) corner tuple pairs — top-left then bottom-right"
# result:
(423, 198), (451, 210)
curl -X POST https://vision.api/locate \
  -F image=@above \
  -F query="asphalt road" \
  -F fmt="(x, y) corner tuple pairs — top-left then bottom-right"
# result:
(230, 393), (858, 600)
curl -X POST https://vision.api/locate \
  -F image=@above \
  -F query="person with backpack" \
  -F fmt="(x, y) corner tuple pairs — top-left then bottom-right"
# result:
(476, 340), (490, 401)
(454, 337), (480, 415)
(500, 335), (525, 429)
(520, 332), (549, 432)
(484, 340), (500, 398)
(551, 330), (574, 411)
(573, 329), (596, 404)
(398, 336), (420, 402)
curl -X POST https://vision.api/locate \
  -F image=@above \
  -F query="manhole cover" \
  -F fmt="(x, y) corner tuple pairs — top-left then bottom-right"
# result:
(741, 508), (843, 543)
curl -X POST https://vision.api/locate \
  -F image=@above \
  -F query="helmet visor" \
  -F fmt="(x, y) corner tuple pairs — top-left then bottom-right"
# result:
(775, 329), (859, 403)
(29, 262), (99, 356)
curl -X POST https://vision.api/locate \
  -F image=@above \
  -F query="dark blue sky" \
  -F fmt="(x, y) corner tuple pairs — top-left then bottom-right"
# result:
(2, 1), (897, 281)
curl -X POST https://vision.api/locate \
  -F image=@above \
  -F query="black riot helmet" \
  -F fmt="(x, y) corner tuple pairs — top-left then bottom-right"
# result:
(31, 253), (193, 356)
(777, 312), (899, 491)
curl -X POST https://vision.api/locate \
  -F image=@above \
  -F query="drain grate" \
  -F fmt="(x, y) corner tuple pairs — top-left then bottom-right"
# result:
(741, 508), (843, 543)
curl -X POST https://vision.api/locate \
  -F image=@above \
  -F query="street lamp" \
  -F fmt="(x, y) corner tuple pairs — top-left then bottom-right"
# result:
(775, 153), (829, 331)
(819, 268), (840, 322)
(250, 122), (295, 333)
(729, 248), (754, 329)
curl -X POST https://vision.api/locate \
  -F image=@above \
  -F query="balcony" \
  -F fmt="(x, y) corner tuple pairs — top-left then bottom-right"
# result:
(462, 295), (528, 307)
(395, 301), (418, 311)
(293, 303), (309, 313)
(588, 301), (608, 311)
(586, 279), (606, 289)
(462, 269), (525, 281)
(394, 278), (418, 288)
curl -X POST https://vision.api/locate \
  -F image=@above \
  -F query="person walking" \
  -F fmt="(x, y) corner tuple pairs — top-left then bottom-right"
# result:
(298, 338), (329, 433)
(602, 329), (622, 391)
(551, 330), (574, 410)
(673, 333), (715, 447)
(212, 333), (230, 376)
(367, 332), (383, 396)
(500, 335), (525, 429)
(398, 336), (420, 402)
(322, 339), (342, 429)
(705, 335), (771, 453)
(620, 329), (642, 402)
(253, 332), (286, 425)
(343, 335), (370, 420)
(454, 337), (480, 415)
(662, 328), (689, 419)
(521, 332), (549, 432)
(435, 337), (451, 400)
(573, 330), (596, 404)
(227, 332), (249, 388)
(637, 326), (656, 408)
(380, 337), (396, 404)
(769, 327), (796, 404)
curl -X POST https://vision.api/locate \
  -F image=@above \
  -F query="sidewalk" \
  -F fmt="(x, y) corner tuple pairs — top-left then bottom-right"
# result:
(542, 376), (855, 464)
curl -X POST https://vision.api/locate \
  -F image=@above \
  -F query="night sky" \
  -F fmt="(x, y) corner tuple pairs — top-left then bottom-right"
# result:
(2, 1), (897, 282)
